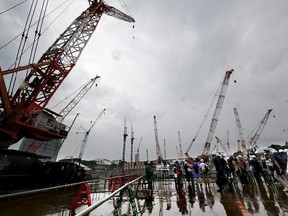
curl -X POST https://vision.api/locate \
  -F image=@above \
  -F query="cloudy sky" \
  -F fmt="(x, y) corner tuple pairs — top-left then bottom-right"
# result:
(1, 0), (288, 161)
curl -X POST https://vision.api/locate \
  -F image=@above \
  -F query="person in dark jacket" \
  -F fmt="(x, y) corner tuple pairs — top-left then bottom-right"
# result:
(213, 153), (228, 192)
(249, 155), (266, 183)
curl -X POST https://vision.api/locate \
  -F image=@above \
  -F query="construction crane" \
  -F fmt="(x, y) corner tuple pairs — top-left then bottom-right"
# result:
(163, 138), (167, 160)
(178, 131), (183, 158)
(20, 75), (100, 157)
(202, 69), (234, 156)
(226, 129), (231, 155)
(247, 108), (273, 150)
(77, 108), (106, 159)
(153, 115), (163, 162)
(0, 0), (135, 148)
(215, 136), (230, 156)
(130, 124), (135, 163)
(185, 78), (222, 159)
(122, 117), (128, 162)
(233, 107), (247, 154)
(135, 136), (142, 162)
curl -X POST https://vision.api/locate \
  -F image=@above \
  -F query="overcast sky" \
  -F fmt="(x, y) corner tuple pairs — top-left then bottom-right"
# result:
(1, 0), (288, 161)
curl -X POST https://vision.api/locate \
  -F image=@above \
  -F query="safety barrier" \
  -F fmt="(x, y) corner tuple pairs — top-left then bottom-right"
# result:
(75, 175), (143, 216)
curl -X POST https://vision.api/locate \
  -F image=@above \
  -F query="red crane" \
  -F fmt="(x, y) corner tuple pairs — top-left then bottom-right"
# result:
(0, 1), (135, 148)
(202, 69), (234, 156)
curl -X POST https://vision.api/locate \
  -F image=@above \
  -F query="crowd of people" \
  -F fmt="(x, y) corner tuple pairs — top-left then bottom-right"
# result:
(171, 148), (288, 193)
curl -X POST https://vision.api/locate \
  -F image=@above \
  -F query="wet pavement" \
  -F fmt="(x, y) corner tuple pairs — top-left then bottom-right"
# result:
(1, 178), (288, 215)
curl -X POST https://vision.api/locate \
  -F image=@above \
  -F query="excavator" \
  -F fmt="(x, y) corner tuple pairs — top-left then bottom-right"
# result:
(0, 0), (135, 148)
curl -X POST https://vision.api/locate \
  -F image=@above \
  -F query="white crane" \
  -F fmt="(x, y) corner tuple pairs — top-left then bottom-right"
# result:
(247, 109), (273, 150)
(77, 108), (106, 159)
(202, 69), (234, 156)
(233, 107), (247, 154)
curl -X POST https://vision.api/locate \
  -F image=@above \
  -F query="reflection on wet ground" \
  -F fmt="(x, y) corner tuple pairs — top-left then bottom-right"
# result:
(1, 178), (288, 215)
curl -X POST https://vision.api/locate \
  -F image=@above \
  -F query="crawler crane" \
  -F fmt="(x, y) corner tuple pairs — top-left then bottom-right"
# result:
(0, 0), (135, 148)
(202, 69), (234, 156)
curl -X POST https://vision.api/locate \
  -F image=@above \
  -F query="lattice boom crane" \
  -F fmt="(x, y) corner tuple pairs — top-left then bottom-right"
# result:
(202, 69), (233, 156)
(0, 0), (135, 148)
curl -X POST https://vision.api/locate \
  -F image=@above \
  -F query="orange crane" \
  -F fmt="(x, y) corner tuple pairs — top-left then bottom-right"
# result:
(233, 107), (247, 154)
(21, 75), (100, 158)
(202, 69), (234, 156)
(0, 0), (135, 148)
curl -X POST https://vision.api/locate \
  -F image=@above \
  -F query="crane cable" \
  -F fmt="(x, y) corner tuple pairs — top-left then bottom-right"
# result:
(0, 0), (28, 16)
(8, 0), (38, 95)
(4, 0), (76, 95)
(186, 81), (222, 154)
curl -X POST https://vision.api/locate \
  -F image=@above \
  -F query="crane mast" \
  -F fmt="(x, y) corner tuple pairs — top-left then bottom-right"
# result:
(202, 69), (233, 156)
(135, 136), (143, 162)
(163, 139), (167, 160)
(130, 124), (135, 162)
(0, 0), (134, 147)
(248, 108), (273, 149)
(178, 131), (183, 158)
(122, 117), (128, 162)
(153, 115), (163, 162)
(233, 107), (247, 154)
(78, 108), (106, 159)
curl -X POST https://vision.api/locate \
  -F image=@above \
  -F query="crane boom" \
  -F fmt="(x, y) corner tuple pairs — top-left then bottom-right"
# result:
(202, 69), (233, 156)
(78, 108), (106, 159)
(0, 0), (134, 147)
(233, 107), (247, 154)
(178, 131), (183, 157)
(248, 108), (273, 149)
(153, 115), (163, 162)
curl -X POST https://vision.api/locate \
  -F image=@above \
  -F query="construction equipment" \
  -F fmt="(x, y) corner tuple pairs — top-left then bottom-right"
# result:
(247, 108), (273, 150)
(122, 117), (128, 162)
(163, 138), (167, 160)
(20, 75), (100, 157)
(226, 129), (231, 155)
(153, 115), (163, 162)
(77, 108), (106, 159)
(135, 136), (142, 162)
(178, 131), (183, 158)
(0, 0), (135, 148)
(215, 136), (230, 156)
(202, 69), (234, 156)
(233, 107), (247, 154)
(185, 78), (222, 159)
(130, 124), (135, 163)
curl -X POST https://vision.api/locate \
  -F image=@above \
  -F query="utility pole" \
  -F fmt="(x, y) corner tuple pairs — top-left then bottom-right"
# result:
(122, 117), (128, 163)
(146, 149), (149, 161)
(130, 124), (135, 163)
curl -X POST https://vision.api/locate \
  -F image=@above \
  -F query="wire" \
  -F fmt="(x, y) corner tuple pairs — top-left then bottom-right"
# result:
(0, 0), (28, 16)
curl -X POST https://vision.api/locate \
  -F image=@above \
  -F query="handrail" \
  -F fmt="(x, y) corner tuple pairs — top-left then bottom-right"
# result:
(76, 175), (144, 216)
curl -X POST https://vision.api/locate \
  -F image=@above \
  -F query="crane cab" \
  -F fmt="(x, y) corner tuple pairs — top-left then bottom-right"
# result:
(26, 109), (69, 140)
